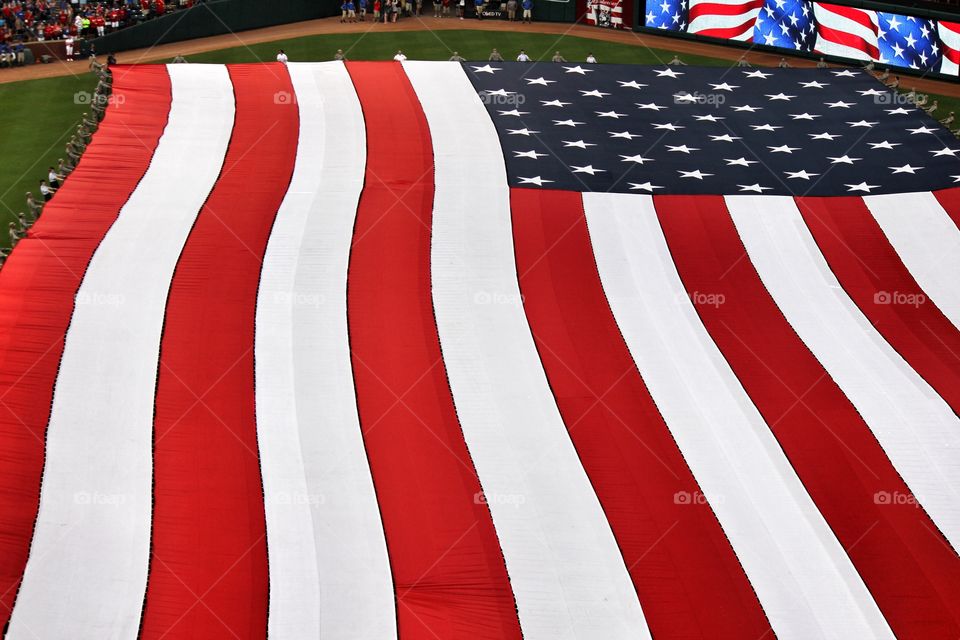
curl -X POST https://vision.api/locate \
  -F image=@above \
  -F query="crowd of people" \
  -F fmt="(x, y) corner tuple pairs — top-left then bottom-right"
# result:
(339, 0), (533, 23)
(2, 55), (111, 267)
(0, 0), (192, 69)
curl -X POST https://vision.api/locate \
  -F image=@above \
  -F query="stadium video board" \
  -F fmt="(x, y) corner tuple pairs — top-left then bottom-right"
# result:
(642, 0), (960, 77)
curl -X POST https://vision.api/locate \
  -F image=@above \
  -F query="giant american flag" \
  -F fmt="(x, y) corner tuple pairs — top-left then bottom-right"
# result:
(0, 61), (960, 639)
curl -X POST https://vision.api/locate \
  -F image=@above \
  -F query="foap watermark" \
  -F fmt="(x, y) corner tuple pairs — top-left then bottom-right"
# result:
(479, 90), (526, 107)
(270, 490), (325, 506)
(274, 90), (297, 105)
(474, 491), (526, 508)
(874, 490), (919, 507)
(273, 290), (325, 308)
(687, 291), (726, 308)
(74, 91), (125, 108)
(870, 92), (914, 106)
(673, 91), (726, 106)
(473, 290), (525, 306)
(673, 490), (723, 506)
(75, 291), (125, 307)
(874, 290), (925, 307)
(74, 491), (127, 507)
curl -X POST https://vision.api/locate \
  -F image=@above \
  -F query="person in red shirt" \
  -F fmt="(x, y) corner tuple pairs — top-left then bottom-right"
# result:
(108, 7), (118, 29)
(153, 0), (164, 16)
(92, 14), (104, 36)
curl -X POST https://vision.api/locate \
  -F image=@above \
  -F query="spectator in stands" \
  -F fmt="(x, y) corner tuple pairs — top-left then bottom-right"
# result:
(334, 48), (347, 60)
(276, 49), (288, 63)
(586, 52), (597, 63)
(516, 49), (531, 62)
(521, 0), (532, 22)
(778, 57), (790, 68)
(668, 54), (686, 65)
(489, 47), (503, 61)
(39, 179), (55, 202)
(551, 50), (565, 62)
(171, 53), (187, 63)
(393, 49), (407, 61)
(505, 0), (517, 20)
(449, 50), (465, 61)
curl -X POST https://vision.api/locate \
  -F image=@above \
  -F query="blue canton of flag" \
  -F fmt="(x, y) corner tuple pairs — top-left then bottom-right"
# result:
(877, 13), (941, 72)
(463, 62), (960, 196)
(644, 0), (688, 31)
(753, 0), (816, 52)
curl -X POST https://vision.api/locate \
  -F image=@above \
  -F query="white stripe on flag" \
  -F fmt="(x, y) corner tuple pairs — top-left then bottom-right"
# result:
(937, 22), (960, 76)
(404, 61), (651, 640)
(865, 192), (960, 332)
(255, 62), (395, 640)
(812, 4), (878, 61)
(8, 64), (235, 639)
(727, 195), (960, 552)
(584, 192), (894, 640)
(687, 0), (760, 40)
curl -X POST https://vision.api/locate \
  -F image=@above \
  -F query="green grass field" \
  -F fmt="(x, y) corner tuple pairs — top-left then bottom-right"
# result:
(0, 28), (957, 247)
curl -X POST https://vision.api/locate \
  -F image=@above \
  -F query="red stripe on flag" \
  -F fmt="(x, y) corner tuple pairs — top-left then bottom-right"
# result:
(345, 61), (522, 640)
(511, 188), (771, 639)
(797, 196), (960, 417)
(0, 65), (170, 630)
(656, 195), (960, 640)
(818, 3), (878, 33)
(815, 23), (880, 59)
(688, 0), (762, 20)
(140, 64), (298, 640)
(695, 17), (758, 39)
(934, 187), (960, 230)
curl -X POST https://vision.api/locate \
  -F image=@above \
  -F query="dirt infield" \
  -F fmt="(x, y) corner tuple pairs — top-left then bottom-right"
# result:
(3, 16), (959, 97)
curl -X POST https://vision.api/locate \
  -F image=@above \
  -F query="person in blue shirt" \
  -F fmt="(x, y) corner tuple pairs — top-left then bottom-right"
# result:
(358, 0), (368, 20)
(522, 0), (532, 22)
(475, 0), (484, 19)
